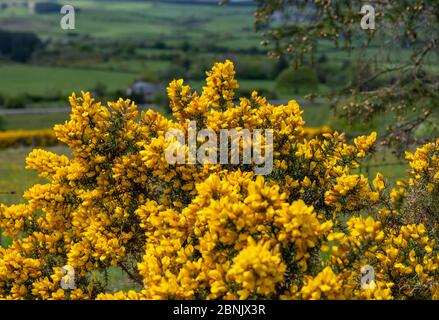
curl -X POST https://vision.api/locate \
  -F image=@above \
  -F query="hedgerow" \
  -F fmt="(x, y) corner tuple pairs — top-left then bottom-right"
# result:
(0, 129), (58, 149)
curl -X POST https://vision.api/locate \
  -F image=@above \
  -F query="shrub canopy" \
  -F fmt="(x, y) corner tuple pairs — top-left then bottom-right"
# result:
(0, 61), (437, 300)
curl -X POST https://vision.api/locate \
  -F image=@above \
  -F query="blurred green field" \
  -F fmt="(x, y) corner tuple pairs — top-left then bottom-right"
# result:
(0, 1), (257, 44)
(2, 112), (69, 130)
(0, 1), (265, 100)
(0, 0), (422, 103)
(0, 0), (432, 99)
(0, 64), (137, 96)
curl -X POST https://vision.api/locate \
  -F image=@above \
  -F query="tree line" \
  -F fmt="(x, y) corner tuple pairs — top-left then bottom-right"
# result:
(0, 30), (41, 62)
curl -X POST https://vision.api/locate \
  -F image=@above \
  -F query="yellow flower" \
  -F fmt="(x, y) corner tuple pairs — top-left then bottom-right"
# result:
(301, 267), (344, 300)
(372, 172), (385, 191)
(226, 237), (286, 299)
(354, 132), (377, 157)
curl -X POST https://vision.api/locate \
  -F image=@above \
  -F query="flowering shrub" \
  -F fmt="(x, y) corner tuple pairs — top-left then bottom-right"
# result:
(0, 61), (437, 300)
(0, 129), (58, 149)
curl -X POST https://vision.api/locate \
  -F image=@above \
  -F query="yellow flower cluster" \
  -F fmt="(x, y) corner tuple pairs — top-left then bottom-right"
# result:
(405, 139), (439, 189)
(389, 138), (438, 229)
(0, 204), (33, 238)
(322, 217), (437, 299)
(302, 125), (332, 140)
(226, 238), (285, 299)
(0, 129), (58, 149)
(0, 61), (437, 300)
(202, 59), (239, 109)
(354, 132), (377, 157)
(300, 267), (344, 300)
(325, 174), (379, 212)
(132, 172), (332, 300)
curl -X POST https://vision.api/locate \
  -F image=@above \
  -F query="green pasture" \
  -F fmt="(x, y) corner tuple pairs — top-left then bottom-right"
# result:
(2, 112), (70, 130)
(0, 0), (258, 46)
(0, 64), (137, 96)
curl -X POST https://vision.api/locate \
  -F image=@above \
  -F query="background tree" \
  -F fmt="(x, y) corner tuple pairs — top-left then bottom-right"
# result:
(223, 0), (439, 154)
(0, 116), (5, 132)
(275, 66), (319, 94)
(0, 30), (41, 62)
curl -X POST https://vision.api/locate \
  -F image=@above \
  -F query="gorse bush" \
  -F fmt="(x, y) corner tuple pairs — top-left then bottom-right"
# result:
(0, 61), (437, 300)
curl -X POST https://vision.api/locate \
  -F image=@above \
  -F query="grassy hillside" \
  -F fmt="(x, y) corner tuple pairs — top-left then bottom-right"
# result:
(0, 63), (137, 96)
(0, 1), (257, 42)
